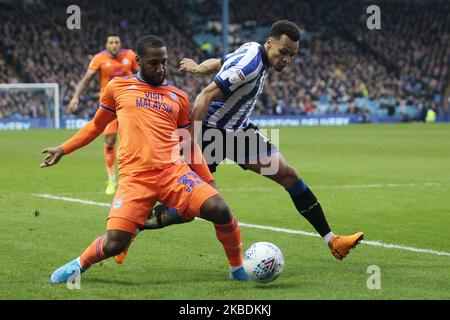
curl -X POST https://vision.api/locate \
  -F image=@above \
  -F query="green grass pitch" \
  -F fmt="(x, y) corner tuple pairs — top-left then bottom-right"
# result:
(1, 123), (449, 299)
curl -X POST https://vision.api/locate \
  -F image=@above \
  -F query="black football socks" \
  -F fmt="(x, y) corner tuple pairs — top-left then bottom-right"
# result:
(286, 179), (332, 238)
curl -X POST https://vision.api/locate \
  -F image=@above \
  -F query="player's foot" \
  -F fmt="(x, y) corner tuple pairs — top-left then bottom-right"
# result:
(143, 204), (194, 229)
(328, 232), (364, 260)
(229, 266), (252, 282)
(105, 179), (117, 195)
(114, 230), (139, 265)
(50, 257), (84, 284)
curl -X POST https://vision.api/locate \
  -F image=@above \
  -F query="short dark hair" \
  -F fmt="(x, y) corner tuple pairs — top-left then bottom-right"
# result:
(105, 33), (120, 42)
(136, 35), (165, 56)
(269, 20), (300, 42)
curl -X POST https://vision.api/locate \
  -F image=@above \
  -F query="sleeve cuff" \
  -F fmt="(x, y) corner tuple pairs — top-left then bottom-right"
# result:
(99, 104), (116, 114)
(214, 78), (231, 98)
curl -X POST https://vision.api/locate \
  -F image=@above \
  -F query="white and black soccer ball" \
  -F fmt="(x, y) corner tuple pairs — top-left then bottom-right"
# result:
(243, 242), (285, 283)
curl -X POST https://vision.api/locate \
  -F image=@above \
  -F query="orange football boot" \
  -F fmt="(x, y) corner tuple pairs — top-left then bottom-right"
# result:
(328, 232), (364, 260)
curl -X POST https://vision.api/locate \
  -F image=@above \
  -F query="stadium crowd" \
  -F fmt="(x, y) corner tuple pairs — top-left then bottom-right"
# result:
(0, 0), (448, 122)
(176, 0), (450, 119)
(0, 0), (210, 120)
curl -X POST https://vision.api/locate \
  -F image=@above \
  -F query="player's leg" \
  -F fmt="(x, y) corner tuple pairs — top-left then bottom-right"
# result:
(50, 175), (151, 282)
(242, 150), (364, 260)
(197, 195), (250, 281)
(111, 173), (157, 265)
(244, 151), (333, 236)
(158, 163), (250, 281)
(79, 225), (134, 269)
(104, 134), (116, 183)
(104, 120), (118, 195)
(235, 124), (334, 244)
(50, 224), (135, 284)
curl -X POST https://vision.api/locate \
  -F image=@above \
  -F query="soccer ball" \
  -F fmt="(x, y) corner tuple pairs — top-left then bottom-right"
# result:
(243, 242), (285, 283)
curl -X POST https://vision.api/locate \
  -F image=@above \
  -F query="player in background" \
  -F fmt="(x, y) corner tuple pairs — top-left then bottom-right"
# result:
(69, 33), (138, 195)
(41, 35), (251, 283)
(134, 20), (364, 262)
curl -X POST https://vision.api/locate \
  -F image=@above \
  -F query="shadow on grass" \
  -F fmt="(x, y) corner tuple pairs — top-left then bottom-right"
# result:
(251, 282), (298, 290)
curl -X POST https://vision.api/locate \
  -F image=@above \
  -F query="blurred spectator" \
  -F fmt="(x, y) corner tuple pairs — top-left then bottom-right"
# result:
(0, 0), (448, 122)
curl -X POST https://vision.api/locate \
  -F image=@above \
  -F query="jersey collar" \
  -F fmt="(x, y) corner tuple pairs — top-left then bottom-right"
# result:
(261, 44), (269, 67)
(136, 73), (169, 86)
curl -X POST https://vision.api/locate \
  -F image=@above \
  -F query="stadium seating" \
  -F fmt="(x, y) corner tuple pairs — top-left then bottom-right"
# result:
(0, 0), (448, 121)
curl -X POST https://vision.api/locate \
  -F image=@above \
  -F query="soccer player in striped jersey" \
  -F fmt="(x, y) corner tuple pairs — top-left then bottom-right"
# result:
(69, 34), (138, 195)
(120, 20), (364, 263)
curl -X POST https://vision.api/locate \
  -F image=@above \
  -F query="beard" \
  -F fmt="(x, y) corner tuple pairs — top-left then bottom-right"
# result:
(141, 71), (165, 86)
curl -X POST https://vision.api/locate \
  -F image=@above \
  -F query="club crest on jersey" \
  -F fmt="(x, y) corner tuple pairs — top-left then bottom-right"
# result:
(122, 58), (130, 65)
(113, 199), (123, 209)
(229, 69), (246, 84)
(169, 91), (178, 101)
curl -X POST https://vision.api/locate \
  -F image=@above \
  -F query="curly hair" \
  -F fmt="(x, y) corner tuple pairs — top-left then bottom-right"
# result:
(269, 20), (300, 42)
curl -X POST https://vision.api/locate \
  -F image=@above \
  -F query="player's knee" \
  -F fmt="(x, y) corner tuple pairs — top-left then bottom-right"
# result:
(211, 203), (232, 225)
(215, 202), (232, 224)
(200, 196), (232, 224)
(103, 231), (132, 256)
(103, 239), (128, 257)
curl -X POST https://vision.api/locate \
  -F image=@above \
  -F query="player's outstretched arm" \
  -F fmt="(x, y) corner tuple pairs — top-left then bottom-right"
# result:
(190, 81), (224, 140)
(69, 71), (96, 113)
(40, 108), (115, 168)
(179, 58), (221, 75)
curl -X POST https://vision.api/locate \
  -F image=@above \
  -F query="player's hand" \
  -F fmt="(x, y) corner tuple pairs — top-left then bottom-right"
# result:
(69, 97), (79, 113)
(40, 146), (65, 168)
(179, 58), (198, 74)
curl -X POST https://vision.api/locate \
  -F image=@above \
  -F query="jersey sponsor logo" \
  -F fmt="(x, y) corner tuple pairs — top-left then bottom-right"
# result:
(229, 68), (246, 84)
(236, 69), (246, 80)
(135, 97), (173, 114)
